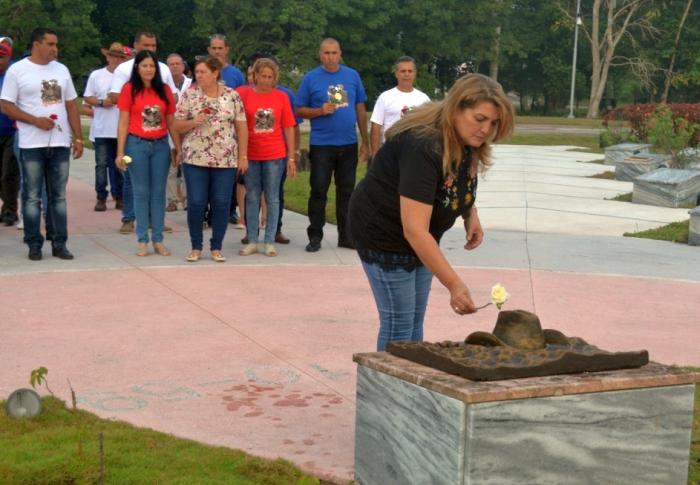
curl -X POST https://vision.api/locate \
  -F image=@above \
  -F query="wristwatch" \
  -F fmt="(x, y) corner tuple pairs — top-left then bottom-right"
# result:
(98, 99), (104, 107)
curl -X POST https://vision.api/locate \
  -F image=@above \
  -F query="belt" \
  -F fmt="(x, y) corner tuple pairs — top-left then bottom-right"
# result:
(128, 134), (167, 142)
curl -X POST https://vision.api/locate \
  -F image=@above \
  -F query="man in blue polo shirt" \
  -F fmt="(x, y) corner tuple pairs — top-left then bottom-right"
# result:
(208, 34), (244, 89)
(296, 37), (369, 252)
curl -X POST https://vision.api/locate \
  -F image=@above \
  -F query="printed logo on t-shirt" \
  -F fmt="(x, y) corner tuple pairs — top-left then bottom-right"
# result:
(327, 84), (349, 108)
(142, 105), (162, 131)
(40, 80), (63, 106)
(254, 108), (274, 133)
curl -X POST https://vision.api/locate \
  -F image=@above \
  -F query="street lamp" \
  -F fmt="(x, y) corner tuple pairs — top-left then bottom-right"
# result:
(568, 0), (583, 118)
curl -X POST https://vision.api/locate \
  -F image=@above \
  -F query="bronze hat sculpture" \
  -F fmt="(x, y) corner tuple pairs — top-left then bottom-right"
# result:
(387, 310), (649, 381)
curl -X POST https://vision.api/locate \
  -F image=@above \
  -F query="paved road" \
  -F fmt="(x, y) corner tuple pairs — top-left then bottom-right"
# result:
(1, 144), (697, 483)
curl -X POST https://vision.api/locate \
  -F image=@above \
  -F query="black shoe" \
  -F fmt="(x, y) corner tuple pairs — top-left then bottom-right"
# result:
(241, 235), (249, 244)
(275, 232), (290, 244)
(2, 212), (17, 226)
(52, 246), (74, 260)
(28, 246), (42, 261)
(229, 214), (239, 225)
(305, 240), (321, 252)
(338, 239), (355, 250)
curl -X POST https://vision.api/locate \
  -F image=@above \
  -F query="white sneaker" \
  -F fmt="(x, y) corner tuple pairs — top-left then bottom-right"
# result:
(264, 244), (277, 257)
(17, 214), (23, 230)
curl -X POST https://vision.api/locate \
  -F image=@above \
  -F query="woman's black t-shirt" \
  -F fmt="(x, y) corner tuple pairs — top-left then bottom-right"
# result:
(348, 129), (477, 259)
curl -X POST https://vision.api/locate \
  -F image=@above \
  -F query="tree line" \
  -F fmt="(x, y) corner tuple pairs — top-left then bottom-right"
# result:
(1, 0), (699, 118)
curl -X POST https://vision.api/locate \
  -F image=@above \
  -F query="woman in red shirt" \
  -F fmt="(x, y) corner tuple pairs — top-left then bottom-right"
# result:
(116, 50), (177, 257)
(236, 58), (296, 257)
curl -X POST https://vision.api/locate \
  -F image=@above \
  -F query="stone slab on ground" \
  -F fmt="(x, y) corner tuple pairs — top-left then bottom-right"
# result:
(632, 168), (700, 208)
(604, 142), (652, 166)
(689, 206), (700, 246)
(615, 153), (671, 182)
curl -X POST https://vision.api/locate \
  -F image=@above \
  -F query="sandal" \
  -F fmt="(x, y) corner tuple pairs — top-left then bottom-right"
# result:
(153, 242), (171, 256)
(211, 251), (226, 262)
(186, 250), (201, 262)
(239, 243), (258, 256)
(136, 243), (149, 257)
(264, 244), (277, 257)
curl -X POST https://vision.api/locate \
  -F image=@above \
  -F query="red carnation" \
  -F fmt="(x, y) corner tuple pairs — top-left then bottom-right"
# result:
(203, 108), (211, 115)
(49, 114), (58, 120)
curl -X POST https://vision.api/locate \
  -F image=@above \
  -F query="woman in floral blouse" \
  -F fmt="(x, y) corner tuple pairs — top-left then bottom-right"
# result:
(173, 56), (248, 262)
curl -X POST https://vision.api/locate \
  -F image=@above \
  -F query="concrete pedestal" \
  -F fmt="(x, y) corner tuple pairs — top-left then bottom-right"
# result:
(604, 142), (652, 166)
(353, 353), (699, 485)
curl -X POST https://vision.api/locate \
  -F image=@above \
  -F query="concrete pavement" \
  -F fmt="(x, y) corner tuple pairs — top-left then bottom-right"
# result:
(0, 144), (698, 483)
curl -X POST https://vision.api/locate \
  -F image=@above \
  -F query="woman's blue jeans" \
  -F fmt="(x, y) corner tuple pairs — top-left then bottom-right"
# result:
(244, 158), (285, 244)
(361, 260), (433, 351)
(182, 163), (236, 251)
(125, 135), (170, 243)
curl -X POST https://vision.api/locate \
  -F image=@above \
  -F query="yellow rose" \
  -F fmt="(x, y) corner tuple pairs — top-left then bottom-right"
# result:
(491, 283), (509, 309)
(334, 93), (343, 101)
(122, 156), (132, 164)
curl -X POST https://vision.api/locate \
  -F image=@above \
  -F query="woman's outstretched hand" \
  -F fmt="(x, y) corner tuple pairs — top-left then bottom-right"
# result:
(449, 282), (477, 315)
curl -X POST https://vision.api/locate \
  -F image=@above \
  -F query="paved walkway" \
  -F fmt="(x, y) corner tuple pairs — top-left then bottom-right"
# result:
(1, 145), (698, 483)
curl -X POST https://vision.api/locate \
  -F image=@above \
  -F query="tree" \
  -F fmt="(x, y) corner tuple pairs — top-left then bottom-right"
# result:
(0, 0), (100, 90)
(660, 0), (694, 103)
(560, 0), (659, 118)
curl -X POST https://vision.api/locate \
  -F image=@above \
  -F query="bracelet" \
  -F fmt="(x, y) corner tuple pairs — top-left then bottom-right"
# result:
(288, 158), (295, 162)
(74, 140), (84, 144)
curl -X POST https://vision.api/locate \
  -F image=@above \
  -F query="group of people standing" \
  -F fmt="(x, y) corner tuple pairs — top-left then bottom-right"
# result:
(1, 27), (517, 352)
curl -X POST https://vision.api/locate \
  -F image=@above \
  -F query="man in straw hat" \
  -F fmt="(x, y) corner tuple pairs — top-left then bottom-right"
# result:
(83, 42), (129, 212)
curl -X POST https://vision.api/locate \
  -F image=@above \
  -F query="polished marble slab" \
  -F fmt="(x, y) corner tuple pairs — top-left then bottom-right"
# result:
(615, 153), (671, 181)
(354, 353), (699, 485)
(690, 206), (700, 246)
(633, 168), (700, 208)
(604, 142), (652, 166)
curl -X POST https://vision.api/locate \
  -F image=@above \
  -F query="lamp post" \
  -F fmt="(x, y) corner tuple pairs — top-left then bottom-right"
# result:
(568, 0), (582, 118)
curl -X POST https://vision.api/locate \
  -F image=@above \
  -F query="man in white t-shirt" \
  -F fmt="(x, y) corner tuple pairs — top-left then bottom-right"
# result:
(108, 31), (177, 234)
(369, 56), (431, 158)
(165, 53), (190, 212)
(0, 27), (84, 261)
(83, 42), (128, 212)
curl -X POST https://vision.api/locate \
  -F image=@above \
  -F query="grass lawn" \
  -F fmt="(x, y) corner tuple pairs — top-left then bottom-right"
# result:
(501, 133), (602, 153)
(0, 396), (321, 485)
(690, 378), (700, 484)
(623, 220), (690, 243)
(515, 115), (603, 128)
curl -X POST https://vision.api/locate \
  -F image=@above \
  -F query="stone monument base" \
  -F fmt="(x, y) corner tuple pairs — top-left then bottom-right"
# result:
(353, 353), (699, 485)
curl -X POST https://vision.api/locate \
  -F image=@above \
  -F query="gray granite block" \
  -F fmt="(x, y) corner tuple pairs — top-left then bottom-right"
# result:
(632, 168), (700, 207)
(615, 153), (671, 181)
(355, 366), (466, 485)
(466, 385), (695, 484)
(689, 206), (700, 246)
(355, 361), (697, 485)
(605, 143), (652, 166)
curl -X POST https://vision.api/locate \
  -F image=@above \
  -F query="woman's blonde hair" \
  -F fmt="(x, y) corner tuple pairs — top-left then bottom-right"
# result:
(386, 73), (514, 176)
(253, 58), (279, 84)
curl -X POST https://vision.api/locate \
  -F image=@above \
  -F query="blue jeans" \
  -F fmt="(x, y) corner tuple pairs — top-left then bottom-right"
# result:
(183, 163), (236, 251)
(121, 169), (134, 222)
(94, 138), (122, 200)
(15, 136), (49, 223)
(245, 158), (285, 244)
(308, 144), (357, 243)
(277, 160), (287, 232)
(361, 260), (433, 351)
(20, 147), (70, 248)
(125, 135), (170, 243)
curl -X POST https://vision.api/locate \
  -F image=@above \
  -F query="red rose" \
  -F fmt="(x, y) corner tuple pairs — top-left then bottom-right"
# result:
(49, 114), (58, 120)
(203, 108), (211, 115)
